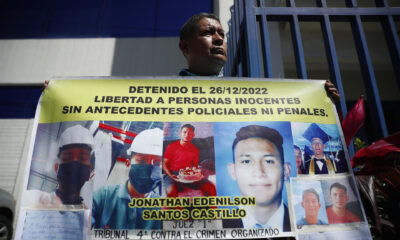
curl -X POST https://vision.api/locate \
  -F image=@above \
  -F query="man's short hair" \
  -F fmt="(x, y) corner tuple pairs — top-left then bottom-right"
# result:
(330, 182), (347, 194)
(294, 145), (301, 151)
(180, 13), (221, 41)
(302, 188), (320, 202)
(181, 124), (195, 131)
(232, 125), (284, 163)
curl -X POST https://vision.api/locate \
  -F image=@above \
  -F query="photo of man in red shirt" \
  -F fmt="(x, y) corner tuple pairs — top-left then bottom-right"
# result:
(163, 124), (216, 198)
(326, 182), (361, 224)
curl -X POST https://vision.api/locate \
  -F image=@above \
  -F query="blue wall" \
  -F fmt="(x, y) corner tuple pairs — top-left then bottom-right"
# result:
(0, 0), (212, 38)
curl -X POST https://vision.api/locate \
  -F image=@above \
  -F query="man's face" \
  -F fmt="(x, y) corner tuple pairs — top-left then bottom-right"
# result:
(301, 193), (321, 216)
(294, 148), (302, 167)
(179, 127), (195, 143)
(330, 187), (349, 209)
(311, 138), (325, 156)
(228, 138), (283, 205)
(59, 147), (91, 168)
(131, 153), (162, 165)
(55, 147), (92, 198)
(129, 153), (161, 194)
(180, 17), (227, 75)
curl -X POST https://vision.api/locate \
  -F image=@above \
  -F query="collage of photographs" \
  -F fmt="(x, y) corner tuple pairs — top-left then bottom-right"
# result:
(18, 120), (370, 239)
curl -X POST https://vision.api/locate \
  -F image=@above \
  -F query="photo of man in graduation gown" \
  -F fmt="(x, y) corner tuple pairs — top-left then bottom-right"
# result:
(302, 123), (348, 175)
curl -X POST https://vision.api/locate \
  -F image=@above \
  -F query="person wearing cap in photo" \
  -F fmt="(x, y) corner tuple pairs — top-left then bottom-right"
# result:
(163, 124), (216, 197)
(91, 128), (162, 230)
(23, 125), (95, 208)
(297, 188), (327, 226)
(303, 123), (347, 175)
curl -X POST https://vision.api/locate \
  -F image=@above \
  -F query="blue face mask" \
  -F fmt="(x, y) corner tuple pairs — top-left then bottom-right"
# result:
(129, 164), (158, 194)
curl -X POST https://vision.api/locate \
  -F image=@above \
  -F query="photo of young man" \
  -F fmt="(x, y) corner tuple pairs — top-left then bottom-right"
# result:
(290, 179), (328, 228)
(321, 178), (364, 225)
(291, 122), (348, 175)
(326, 182), (361, 224)
(91, 128), (163, 230)
(214, 122), (295, 232)
(23, 123), (96, 209)
(298, 188), (327, 226)
(163, 123), (216, 198)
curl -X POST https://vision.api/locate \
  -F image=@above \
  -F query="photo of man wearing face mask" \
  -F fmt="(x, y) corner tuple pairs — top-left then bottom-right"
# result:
(23, 124), (95, 208)
(91, 128), (163, 230)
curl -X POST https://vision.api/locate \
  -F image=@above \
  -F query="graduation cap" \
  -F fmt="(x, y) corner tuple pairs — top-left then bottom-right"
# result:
(302, 123), (332, 144)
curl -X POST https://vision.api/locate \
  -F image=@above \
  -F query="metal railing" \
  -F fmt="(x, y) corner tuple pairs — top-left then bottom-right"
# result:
(224, 0), (400, 142)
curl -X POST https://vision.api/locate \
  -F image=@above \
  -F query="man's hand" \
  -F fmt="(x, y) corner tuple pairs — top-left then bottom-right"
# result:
(163, 157), (180, 182)
(42, 80), (49, 91)
(325, 80), (340, 103)
(39, 193), (63, 208)
(171, 175), (179, 182)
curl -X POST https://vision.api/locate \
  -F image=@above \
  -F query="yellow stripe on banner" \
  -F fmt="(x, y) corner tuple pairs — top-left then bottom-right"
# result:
(39, 78), (337, 124)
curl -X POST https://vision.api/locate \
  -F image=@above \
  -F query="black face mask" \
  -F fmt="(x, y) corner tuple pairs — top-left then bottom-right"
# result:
(56, 161), (90, 204)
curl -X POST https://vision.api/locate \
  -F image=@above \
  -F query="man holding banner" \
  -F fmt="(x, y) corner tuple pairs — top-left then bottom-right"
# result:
(27, 11), (349, 239)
